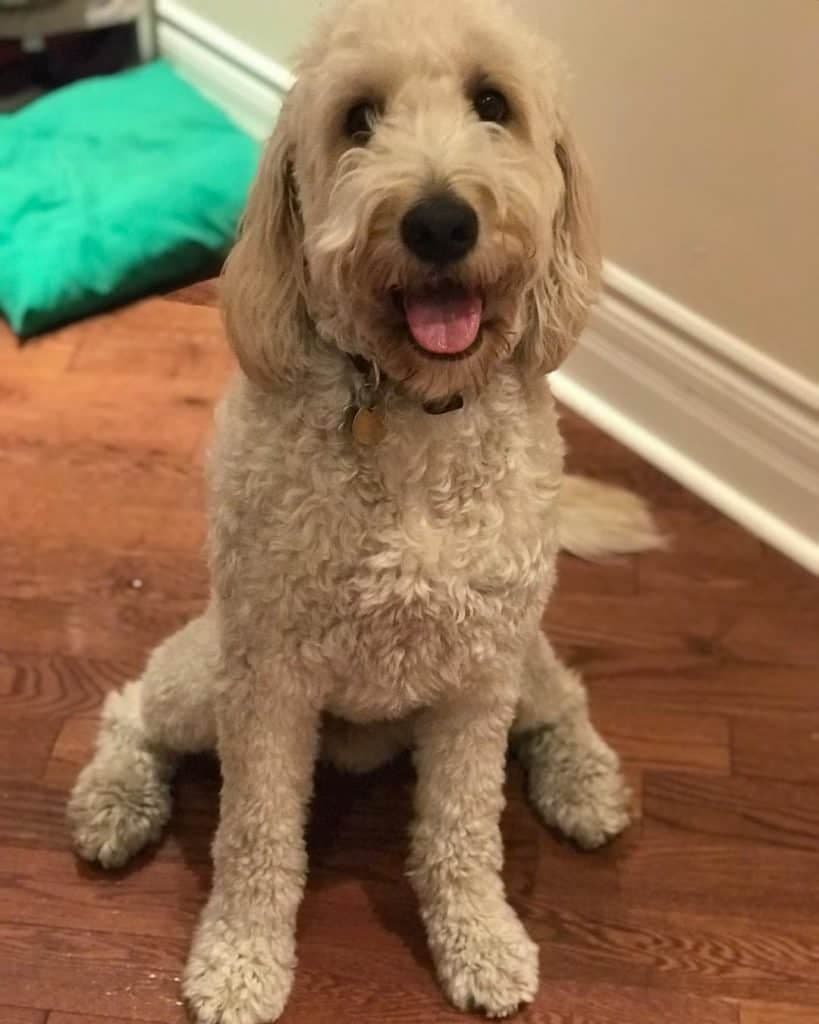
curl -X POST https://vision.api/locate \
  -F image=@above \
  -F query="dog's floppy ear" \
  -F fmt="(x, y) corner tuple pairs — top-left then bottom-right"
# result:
(518, 124), (601, 376)
(222, 100), (310, 387)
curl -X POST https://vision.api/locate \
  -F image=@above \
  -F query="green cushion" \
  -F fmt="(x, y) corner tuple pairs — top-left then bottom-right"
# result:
(0, 60), (260, 338)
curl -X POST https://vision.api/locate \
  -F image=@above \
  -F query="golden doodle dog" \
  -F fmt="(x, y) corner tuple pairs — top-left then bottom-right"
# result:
(69, 0), (662, 1019)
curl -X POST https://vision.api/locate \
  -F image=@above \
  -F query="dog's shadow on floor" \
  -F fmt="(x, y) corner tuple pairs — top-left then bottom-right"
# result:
(307, 756), (434, 973)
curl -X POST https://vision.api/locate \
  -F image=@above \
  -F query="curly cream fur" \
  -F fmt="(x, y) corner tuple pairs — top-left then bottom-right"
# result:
(68, 1), (660, 1020)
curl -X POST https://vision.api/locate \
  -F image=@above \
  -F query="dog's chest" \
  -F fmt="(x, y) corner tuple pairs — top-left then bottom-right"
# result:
(213, 376), (562, 717)
(320, 418), (558, 707)
(319, 454), (558, 718)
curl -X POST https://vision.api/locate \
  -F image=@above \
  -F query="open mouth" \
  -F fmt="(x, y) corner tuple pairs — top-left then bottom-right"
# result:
(391, 281), (484, 360)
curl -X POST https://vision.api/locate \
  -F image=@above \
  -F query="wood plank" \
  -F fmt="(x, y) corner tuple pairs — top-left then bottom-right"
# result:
(0, 541), (208, 607)
(642, 773), (819, 852)
(526, 982), (739, 1024)
(582, 663), (819, 719)
(732, 715), (819, 784)
(44, 717), (102, 788)
(0, 595), (198, 662)
(0, 922), (187, 1020)
(614, 779), (819, 952)
(0, 320), (78, 378)
(555, 550), (639, 598)
(0, 845), (202, 941)
(544, 590), (733, 657)
(634, 504), (773, 593)
(0, 780), (74, 850)
(620, 823), (819, 921)
(66, 298), (219, 376)
(0, 717), (60, 780)
(740, 1001), (819, 1024)
(593, 705), (731, 775)
(544, 567), (750, 687)
(0, 442), (206, 554)
(532, 903), (819, 1003)
(0, 374), (211, 457)
(0, 1008), (46, 1024)
(65, 297), (234, 399)
(0, 651), (135, 719)
(166, 277), (220, 308)
(285, 972), (741, 1024)
(634, 521), (819, 669)
(721, 601), (819, 668)
(49, 1015), (164, 1024)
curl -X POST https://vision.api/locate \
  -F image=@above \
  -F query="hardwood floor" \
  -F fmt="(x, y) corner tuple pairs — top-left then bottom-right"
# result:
(1, 284), (817, 1024)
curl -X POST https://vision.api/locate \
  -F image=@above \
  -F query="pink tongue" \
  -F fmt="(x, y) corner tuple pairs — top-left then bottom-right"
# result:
(404, 287), (482, 355)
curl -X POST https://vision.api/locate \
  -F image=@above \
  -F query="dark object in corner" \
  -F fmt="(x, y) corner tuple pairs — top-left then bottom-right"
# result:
(0, 1), (145, 111)
(36, 23), (140, 88)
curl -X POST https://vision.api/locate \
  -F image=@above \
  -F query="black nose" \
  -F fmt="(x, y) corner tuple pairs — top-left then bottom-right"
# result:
(400, 195), (479, 265)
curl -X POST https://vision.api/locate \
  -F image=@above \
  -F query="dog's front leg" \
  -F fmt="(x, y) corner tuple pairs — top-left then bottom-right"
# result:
(183, 665), (320, 1024)
(410, 686), (539, 1018)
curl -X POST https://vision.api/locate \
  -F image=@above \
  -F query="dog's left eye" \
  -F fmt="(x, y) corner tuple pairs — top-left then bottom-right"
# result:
(344, 102), (377, 143)
(473, 88), (509, 125)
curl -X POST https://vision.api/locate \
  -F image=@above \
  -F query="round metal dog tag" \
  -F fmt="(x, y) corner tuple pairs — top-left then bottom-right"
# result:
(352, 406), (386, 446)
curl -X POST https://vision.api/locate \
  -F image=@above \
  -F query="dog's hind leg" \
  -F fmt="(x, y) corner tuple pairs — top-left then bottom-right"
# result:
(513, 631), (631, 849)
(68, 607), (219, 868)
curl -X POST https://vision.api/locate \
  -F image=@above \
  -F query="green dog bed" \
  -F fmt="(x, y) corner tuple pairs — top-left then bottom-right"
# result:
(0, 60), (260, 338)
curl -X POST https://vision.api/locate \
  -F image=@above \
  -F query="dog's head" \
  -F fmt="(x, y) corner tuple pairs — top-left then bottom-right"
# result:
(224, 0), (600, 402)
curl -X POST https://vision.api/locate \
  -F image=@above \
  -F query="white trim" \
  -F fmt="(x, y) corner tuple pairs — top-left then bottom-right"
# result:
(602, 263), (819, 415)
(157, 21), (281, 138)
(155, 0), (292, 138)
(156, 0), (294, 94)
(554, 268), (819, 575)
(135, 6), (157, 63)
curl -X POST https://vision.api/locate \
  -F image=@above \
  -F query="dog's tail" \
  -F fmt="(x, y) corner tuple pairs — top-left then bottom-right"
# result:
(559, 474), (667, 560)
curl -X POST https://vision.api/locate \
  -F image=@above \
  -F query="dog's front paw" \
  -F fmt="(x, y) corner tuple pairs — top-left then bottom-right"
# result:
(522, 724), (631, 849)
(184, 915), (294, 1024)
(428, 901), (539, 1019)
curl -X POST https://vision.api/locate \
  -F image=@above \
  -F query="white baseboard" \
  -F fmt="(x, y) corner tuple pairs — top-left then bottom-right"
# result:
(554, 268), (819, 574)
(153, 2), (819, 574)
(155, 0), (292, 139)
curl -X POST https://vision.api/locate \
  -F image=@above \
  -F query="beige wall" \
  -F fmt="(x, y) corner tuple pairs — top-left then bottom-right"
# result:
(182, 0), (819, 380)
(525, 0), (818, 380)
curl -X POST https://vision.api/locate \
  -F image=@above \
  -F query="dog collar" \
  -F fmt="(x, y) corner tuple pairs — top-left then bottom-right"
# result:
(348, 354), (464, 415)
(347, 353), (464, 446)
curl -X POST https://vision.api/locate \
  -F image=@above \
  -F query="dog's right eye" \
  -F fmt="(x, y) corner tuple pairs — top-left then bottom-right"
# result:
(473, 88), (509, 125)
(344, 102), (377, 144)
